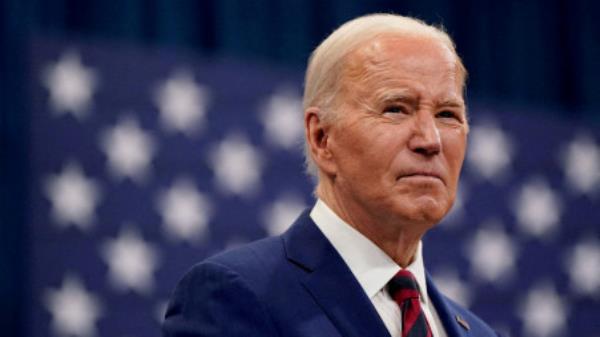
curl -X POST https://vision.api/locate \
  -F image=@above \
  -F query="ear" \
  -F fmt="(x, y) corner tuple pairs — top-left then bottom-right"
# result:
(305, 107), (337, 175)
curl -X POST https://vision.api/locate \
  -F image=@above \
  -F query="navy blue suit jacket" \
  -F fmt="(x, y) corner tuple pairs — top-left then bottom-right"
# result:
(163, 210), (499, 337)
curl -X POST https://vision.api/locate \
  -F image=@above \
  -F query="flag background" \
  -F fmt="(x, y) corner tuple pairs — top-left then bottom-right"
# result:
(2, 1), (600, 337)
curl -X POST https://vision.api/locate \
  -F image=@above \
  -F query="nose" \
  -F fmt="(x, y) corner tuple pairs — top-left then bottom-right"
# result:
(408, 112), (441, 157)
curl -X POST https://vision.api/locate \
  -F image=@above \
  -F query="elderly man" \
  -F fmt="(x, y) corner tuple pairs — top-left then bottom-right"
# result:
(163, 13), (499, 337)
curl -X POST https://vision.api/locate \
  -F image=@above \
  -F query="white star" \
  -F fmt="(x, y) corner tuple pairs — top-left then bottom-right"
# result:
(519, 283), (568, 337)
(432, 269), (472, 307)
(101, 226), (160, 295)
(513, 179), (562, 239)
(44, 162), (101, 230)
(561, 134), (600, 194)
(154, 70), (210, 136)
(100, 116), (156, 183)
(44, 275), (102, 337)
(209, 133), (263, 196)
(262, 194), (306, 236)
(42, 51), (98, 119)
(466, 221), (517, 284)
(259, 87), (304, 150)
(565, 240), (600, 297)
(157, 178), (211, 243)
(467, 123), (513, 181)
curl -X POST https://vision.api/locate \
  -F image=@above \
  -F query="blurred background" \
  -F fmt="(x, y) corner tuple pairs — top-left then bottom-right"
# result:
(1, 1), (599, 337)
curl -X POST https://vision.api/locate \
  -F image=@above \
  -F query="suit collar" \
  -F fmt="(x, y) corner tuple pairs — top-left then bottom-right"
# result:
(426, 272), (472, 337)
(283, 211), (474, 337)
(282, 210), (327, 271)
(309, 199), (429, 301)
(283, 211), (391, 337)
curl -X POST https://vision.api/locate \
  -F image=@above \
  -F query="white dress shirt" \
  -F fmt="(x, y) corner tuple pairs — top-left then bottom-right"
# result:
(310, 199), (448, 337)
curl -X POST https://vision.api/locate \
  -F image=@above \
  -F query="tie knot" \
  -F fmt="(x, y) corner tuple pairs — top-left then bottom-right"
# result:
(387, 270), (421, 302)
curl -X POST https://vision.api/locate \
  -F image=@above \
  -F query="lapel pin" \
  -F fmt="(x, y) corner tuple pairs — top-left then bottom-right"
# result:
(455, 315), (470, 331)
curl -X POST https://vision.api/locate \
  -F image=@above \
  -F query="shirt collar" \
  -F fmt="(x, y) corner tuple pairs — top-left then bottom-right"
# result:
(309, 199), (429, 302)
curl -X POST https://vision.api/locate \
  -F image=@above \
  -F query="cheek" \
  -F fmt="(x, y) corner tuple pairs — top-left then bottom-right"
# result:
(336, 124), (385, 159)
(443, 131), (467, 177)
(358, 128), (404, 172)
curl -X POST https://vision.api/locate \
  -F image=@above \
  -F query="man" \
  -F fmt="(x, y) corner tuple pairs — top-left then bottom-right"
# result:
(163, 13), (500, 337)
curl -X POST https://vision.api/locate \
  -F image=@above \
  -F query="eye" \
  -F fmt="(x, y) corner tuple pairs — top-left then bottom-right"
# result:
(436, 110), (460, 120)
(383, 105), (406, 114)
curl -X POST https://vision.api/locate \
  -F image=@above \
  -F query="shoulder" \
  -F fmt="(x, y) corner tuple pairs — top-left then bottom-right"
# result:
(163, 237), (285, 337)
(205, 235), (285, 277)
(175, 235), (288, 299)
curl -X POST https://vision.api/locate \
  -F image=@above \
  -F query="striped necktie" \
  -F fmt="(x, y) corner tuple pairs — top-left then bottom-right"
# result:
(387, 270), (433, 337)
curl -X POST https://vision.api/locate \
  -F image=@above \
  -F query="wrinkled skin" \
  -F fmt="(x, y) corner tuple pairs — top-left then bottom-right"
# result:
(305, 35), (468, 266)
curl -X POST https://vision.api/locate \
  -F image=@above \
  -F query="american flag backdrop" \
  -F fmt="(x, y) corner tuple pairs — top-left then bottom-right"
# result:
(27, 37), (599, 337)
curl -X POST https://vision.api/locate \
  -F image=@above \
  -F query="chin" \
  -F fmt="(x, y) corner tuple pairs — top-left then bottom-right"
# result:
(398, 197), (450, 226)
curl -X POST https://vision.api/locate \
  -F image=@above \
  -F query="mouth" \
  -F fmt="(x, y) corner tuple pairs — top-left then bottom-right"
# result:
(397, 171), (444, 184)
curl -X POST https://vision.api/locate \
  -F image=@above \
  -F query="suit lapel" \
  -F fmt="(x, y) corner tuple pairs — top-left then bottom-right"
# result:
(426, 273), (470, 337)
(283, 211), (391, 337)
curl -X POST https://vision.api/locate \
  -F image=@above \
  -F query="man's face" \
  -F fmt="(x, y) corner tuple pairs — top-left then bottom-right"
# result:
(325, 35), (467, 230)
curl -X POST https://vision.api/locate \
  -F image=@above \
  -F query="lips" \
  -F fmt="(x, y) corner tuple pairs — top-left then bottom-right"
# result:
(397, 170), (444, 184)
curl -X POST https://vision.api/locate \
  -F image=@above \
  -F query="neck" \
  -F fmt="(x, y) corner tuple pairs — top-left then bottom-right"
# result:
(316, 182), (425, 267)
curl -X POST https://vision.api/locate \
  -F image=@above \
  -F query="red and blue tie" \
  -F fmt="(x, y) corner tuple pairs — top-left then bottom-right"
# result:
(387, 270), (433, 337)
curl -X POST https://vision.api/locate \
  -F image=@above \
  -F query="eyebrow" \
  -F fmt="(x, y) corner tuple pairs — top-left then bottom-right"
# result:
(378, 92), (465, 109)
(437, 99), (465, 108)
(376, 89), (416, 105)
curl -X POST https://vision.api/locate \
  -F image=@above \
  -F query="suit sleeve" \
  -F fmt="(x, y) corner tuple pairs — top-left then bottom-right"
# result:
(162, 261), (280, 337)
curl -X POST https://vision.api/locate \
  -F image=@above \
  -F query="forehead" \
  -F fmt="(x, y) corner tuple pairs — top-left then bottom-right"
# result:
(341, 35), (464, 102)
(371, 35), (454, 61)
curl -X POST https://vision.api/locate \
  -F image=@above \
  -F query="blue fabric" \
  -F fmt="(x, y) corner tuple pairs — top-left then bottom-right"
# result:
(163, 210), (499, 337)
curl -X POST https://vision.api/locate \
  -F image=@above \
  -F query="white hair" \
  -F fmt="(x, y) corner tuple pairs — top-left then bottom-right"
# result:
(302, 13), (466, 179)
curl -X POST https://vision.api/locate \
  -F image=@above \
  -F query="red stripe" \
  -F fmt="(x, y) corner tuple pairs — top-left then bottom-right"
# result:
(389, 270), (432, 337)
(402, 299), (421, 337)
(393, 289), (420, 303)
